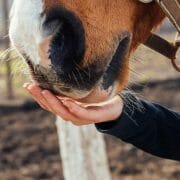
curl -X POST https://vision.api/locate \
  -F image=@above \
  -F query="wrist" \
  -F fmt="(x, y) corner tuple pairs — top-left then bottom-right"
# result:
(110, 95), (124, 121)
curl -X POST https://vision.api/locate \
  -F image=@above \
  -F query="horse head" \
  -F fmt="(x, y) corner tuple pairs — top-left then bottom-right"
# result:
(9, 0), (165, 102)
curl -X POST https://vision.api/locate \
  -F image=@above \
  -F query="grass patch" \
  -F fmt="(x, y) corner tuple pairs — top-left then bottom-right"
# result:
(0, 50), (30, 99)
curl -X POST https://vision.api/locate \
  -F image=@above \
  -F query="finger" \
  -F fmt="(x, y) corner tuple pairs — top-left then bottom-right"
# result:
(86, 96), (123, 122)
(62, 100), (105, 123)
(25, 84), (52, 111)
(70, 120), (93, 126)
(41, 90), (80, 121)
(26, 85), (48, 110)
(23, 84), (102, 125)
(26, 85), (91, 124)
(56, 97), (95, 125)
(62, 96), (123, 123)
(23, 82), (31, 89)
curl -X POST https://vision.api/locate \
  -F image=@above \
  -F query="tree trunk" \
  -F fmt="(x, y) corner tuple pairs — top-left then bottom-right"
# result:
(5, 59), (14, 100)
(56, 117), (111, 180)
(1, 0), (14, 100)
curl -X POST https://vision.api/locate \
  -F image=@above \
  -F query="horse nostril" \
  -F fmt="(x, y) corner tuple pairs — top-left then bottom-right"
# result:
(44, 7), (86, 73)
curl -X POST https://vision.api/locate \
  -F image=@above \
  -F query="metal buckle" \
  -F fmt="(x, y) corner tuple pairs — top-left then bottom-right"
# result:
(138, 0), (153, 3)
(171, 33), (180, 72)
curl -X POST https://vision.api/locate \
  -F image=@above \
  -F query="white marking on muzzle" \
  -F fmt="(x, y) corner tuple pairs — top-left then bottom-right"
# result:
(9, 0), (44, 65)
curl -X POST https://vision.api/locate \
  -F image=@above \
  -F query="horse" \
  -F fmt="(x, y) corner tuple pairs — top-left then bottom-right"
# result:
(9, 0), (179, 103)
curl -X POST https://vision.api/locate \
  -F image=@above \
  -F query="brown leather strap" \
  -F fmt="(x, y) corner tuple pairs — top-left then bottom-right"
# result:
(144, 33), (178, 60)
(144, 33), (180, 72)
(171, 33), (180, 72)
(155, 0), (180, 33)
(140, 0), (180, 72)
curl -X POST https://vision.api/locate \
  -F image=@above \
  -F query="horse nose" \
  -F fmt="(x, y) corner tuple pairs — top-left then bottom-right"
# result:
(44, 7), (85, 73)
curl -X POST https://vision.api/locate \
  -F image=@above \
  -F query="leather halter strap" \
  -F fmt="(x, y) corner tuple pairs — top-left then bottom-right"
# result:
(155, 0), (180, 33)
(142, 0), (180, 72)
(144, 33), (180, 71)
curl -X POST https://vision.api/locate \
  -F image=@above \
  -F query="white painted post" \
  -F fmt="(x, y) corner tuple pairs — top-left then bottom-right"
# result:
(56, 117), (111, 180)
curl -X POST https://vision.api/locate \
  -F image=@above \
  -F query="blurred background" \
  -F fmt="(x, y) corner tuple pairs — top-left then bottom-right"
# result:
(0, 1), (180, 180)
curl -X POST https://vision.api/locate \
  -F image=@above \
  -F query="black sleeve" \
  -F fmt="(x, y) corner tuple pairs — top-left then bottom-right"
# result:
(95, 99), (180, 161)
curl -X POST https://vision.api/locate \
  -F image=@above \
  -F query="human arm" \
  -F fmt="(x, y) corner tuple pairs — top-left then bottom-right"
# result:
(96, 99), (180, 161)
(24, 83), (180, 161)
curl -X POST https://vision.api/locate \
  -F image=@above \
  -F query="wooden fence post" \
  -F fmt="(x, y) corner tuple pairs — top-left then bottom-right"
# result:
(56, 117), (111, 180)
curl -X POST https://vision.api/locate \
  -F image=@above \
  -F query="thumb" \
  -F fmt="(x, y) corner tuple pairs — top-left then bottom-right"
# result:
(62, 95), (124, 123)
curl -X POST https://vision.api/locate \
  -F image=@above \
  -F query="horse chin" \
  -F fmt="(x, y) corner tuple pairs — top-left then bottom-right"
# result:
(29, 61), (121, 103)
(55, 85), (113, 104)
(34, 78), (112, 103)
(79, 86), (114, 103)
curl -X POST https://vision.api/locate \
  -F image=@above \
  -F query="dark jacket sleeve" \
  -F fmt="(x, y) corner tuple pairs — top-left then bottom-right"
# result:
(95, 99), (180, 161)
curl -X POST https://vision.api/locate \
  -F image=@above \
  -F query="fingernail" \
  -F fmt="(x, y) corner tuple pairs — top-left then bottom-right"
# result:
(62, 100), (71, 108)
(41, 90), (46, 95)
(62, 100), (68, 106)
(41, 90), (49, 96)
(23, 83), (31, 88)
(27, 85), (33, 90)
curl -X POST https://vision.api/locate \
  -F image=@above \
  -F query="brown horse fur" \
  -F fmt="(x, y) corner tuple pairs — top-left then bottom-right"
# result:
(44, 0), (165, 93)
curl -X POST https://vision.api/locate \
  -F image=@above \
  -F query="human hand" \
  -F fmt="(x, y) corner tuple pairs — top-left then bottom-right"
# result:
(23, 83), (124, 126)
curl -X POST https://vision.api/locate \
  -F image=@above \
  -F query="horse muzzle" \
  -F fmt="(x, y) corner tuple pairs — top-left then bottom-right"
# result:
(11, 6), (132, 100)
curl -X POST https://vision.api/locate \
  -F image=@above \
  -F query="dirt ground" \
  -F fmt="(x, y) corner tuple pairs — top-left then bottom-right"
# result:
(0, 77), (180, 180)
